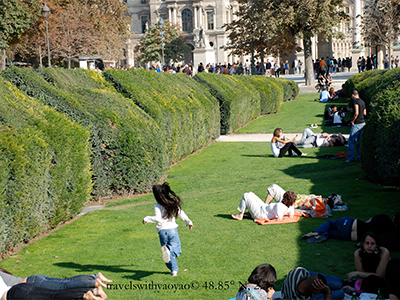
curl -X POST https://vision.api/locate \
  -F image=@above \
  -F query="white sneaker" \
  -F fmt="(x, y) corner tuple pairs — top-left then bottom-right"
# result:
(161, 246), (170, 263)
(171, 271), (178, 276)
(301, 153), (308, 156)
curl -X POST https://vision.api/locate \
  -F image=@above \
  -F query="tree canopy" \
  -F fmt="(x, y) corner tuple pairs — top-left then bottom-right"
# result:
(224, 0), (348, 85)
(362, 0), (400, 68)
(6, 0), (131, 68)
(135, 21), (190, 64)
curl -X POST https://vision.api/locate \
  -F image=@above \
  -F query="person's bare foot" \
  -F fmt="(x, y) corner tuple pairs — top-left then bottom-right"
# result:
(95, 278), (108, 288)
(83, 291), (102, 300)
(231, 214), (243, 220)
(93, 286), (107, 299)
(97, 272), (112, 283)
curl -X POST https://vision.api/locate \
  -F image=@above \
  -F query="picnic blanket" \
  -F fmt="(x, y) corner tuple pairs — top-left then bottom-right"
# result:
(254, 211), (305, 225)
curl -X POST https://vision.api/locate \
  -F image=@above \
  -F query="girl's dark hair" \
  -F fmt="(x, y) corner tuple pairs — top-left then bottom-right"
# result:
(247, 263), (277, 291)
(282, 191), (297, 207)
(273, 128), (282, 137)
(152, 182), (182, 219)
(359, 231), (382, 273)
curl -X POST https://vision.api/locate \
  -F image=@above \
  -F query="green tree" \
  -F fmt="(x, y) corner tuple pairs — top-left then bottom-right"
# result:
(224, 0), (296, 74)
(274, 0), (348, 85)
(362, 0), (400, 69)
(224, 0), (348, 85)
(0, 0), (39, 70)
(135, 21), (190, 64)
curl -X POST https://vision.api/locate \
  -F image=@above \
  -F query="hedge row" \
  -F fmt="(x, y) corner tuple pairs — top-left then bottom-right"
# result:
(103, 69), (220, 164)
(0, 68), (297, 254)
(1, 67), (167, 198)
(343, 68), (400, 185)
(0, 77), (91, 254)
(194, 73), (298, 134)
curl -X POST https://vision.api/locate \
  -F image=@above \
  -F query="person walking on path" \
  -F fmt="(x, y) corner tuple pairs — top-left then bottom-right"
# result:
(346, 90), (366, 162)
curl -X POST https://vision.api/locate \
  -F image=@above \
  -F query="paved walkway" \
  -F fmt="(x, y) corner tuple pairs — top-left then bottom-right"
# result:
(216, 71), (356, 142)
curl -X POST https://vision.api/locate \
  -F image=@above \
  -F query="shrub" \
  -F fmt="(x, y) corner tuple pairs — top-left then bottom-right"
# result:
(1, 67), (167, 198)
(103, 69), (220, 163)
(193, 73), (261, 134)
(243, 76), (284, 114)
(0, 77), (91, 254)
(361, 87), (400, 186)
(276, 78), (298, 101)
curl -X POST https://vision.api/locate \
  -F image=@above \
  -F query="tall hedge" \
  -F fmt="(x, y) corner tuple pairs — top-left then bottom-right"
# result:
(194, 73), (261, 134)
(0, 77), (91, 254)
(361, 88), (400, 185)
(1, 67), (167, 198)
(343, 68), (400, 185)
(244, 76), (284, 114)
(103, 69), (220, 164)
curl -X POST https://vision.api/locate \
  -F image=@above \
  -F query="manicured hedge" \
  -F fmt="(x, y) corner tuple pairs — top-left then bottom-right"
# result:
(194, 73), (261, 134)
(1, 67), (167, 198)
(361, 88), (400, 185)
(103, 69), (220, 164)
(0, 77), (91, 254)
(343, 68), (400, 185)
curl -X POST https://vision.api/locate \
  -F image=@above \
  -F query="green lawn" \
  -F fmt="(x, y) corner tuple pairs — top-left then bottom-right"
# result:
(0, 93), (398, 300)
(236, 93), (351, 134)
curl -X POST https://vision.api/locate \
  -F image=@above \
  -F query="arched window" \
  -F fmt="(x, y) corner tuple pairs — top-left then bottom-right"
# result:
(182, 9), (193, 33)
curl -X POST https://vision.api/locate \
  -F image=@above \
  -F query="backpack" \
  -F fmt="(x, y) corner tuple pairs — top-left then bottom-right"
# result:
(235, 285), (265, 300)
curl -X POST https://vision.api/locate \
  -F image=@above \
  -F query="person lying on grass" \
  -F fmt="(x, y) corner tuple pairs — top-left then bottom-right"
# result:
(296, 128), (346, 148)
(0, 276), (107, 300)
(231, 190), (296, 221)
(301, 213), (400, 249)
(0, 269), (111, 291)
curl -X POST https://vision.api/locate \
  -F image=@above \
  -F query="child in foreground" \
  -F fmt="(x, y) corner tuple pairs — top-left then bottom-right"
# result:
(143, 183), (193, 276)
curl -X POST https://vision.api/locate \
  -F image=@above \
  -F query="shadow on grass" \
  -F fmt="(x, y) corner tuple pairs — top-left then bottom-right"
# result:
(54, 262), (169, 280)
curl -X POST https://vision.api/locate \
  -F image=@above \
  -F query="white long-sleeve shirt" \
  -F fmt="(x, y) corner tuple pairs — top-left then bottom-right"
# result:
(263, 202), (294, 220)
(144, 203), (193, 232)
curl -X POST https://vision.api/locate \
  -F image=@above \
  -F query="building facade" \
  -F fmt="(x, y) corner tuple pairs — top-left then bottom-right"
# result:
(127, 0), (399, 71)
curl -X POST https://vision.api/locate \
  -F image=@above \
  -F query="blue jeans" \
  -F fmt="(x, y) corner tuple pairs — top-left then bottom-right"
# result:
(309, 271), (344, 299)
(347, 122), (365, 161)
(314, 217), (355, 240)
(25, 274), (97, 289)
(158, 228), (181, 272)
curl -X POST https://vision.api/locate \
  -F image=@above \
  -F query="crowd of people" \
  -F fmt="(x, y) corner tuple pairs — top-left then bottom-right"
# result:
(230, 183), (400, 300)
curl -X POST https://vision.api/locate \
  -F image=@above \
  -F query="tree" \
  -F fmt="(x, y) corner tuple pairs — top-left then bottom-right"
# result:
(8, 0), (131, 68)
(224, 0), (348, 85)
(223, 0), (296, 73)
(135, 21), (190, 64)
(361, 0), (400, 69)
(273, 0), (348, 86)
(0, 0), (39, 70)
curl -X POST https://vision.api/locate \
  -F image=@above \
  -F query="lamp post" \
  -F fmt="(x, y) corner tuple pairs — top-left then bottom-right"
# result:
(42, 2), (51, 67)
(249, 0), (256, 75)
(159, 18), (165, 68)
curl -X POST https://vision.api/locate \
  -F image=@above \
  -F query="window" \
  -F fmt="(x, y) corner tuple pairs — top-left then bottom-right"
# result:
(207, 12), (214, 30)
(182, 9), (193, 32)
(160, 14), (168, 20)
(141, 16), (148, 33)
(141, 0), (146, 4)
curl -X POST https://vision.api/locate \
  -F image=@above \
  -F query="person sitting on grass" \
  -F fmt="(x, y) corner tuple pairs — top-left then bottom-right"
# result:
(231, 190), (296, 221)
(296, 128), (346, 148)
(344, 232), (391, 297)
(319, 87), (330, 103)
(235, 264), (277, 300)
(271, 128), (306, 158)
(386, 258), (400, 300)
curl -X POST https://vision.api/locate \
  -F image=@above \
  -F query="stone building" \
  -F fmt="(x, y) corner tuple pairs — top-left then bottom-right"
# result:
(126, 0), (399, 71)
